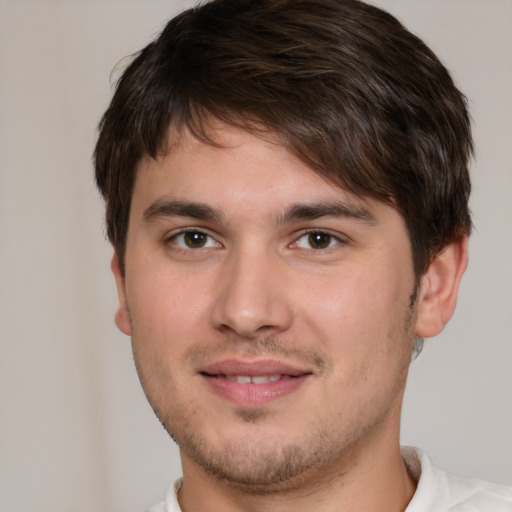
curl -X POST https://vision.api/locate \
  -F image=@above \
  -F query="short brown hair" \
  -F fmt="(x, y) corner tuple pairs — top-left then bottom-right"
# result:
(94, 0), (472, 278)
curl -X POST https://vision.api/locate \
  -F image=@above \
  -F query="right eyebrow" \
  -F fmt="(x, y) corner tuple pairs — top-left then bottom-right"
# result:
(277, 200), (377, 226)
(142, 200), (225, 224)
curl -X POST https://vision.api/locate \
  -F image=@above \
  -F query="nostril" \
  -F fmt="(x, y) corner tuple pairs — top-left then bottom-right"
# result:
(256, 324), (277, 333)
(210, 266), (294, 337)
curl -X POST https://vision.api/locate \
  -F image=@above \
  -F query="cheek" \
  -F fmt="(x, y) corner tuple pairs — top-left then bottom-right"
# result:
(298, 269), (384, 334)
(296, 265), (412, 365)
(126, 267), (212, 356)
(126, 270), (208, 409)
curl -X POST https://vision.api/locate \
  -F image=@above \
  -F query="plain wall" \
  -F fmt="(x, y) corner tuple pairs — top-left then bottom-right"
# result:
(0, 1), (510, 511)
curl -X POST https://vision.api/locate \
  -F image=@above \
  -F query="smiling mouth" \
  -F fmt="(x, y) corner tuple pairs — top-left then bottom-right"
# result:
(200, 373), (301, 384)
(199, 365), (312, 407)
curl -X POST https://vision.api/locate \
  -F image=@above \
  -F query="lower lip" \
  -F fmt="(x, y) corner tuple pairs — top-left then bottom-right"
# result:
(201, 375), (310, 408)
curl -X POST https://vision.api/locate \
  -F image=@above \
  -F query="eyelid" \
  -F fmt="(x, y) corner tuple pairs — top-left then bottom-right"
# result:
(290, 228), (348, 250)
(165, 226), (223, 249)
(163, 226), (348, 251)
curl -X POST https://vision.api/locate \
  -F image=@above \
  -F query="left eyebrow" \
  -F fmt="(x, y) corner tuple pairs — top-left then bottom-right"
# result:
(277, 201), (377, 226)
(142, 200), (225, 224)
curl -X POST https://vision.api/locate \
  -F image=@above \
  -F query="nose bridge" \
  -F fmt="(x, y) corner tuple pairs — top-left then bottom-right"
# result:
(211, 242), (292, 338)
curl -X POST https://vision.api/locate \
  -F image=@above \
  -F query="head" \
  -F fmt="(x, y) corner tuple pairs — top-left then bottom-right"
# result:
(95, 0), (472, 283)
(94, 0), (472, 496)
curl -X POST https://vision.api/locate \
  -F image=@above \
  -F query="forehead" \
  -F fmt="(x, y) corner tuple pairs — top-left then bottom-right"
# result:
(137, 124), (359, 204)
(127, 123), (414, 269)
(131, 123), (404, 235)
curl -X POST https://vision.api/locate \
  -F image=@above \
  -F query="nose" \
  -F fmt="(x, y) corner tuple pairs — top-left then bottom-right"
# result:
(210, 247), (294, 339)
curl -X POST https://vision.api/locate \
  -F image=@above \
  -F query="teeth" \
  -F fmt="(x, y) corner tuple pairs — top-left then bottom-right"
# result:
(235, 376), (252, 384)
(252, 376), (270, 384)
(225, 375), (283, 384)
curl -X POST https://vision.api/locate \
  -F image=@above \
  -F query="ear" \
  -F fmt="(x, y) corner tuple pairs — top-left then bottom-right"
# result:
(111, 252), (132, 336)
(415, 237), (468, 338)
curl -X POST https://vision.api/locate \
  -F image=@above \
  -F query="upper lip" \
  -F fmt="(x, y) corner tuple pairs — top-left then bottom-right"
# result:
(200, 358), (312, 377)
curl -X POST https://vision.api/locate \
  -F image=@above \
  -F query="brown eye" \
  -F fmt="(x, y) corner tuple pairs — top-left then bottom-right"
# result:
(292, 231), (341, 250)
(170, 230), (220, 250)
(308, 232), (332, 249)
(183, 231), (208, 248)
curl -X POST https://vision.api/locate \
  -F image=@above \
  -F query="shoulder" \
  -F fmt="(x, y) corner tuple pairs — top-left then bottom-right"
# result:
(403, 447), (512, 512)
(144, 478), (183, 512)
(145, 502), (166, 512)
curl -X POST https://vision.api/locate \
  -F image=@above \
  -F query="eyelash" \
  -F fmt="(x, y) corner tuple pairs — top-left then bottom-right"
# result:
(164, 228), (346, 252)
(166, 228), (221, 250)
(291, 230), (345, 251)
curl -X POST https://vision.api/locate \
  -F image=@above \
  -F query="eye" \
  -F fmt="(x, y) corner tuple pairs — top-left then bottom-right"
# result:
(169, 230), (221, 250)
(293, 231), (342, 250)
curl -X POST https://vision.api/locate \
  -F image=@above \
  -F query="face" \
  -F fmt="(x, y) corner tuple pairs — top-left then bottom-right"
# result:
(114, 124), (420, 491)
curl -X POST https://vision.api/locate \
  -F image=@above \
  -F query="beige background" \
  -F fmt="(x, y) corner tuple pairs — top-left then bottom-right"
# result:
(0, 1), (511, 511)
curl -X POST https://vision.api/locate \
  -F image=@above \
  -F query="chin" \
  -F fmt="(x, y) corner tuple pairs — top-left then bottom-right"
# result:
(183, 437), (325, 493)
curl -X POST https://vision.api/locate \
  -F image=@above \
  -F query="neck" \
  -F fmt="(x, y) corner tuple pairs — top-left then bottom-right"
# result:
(178, 431), (416, 512)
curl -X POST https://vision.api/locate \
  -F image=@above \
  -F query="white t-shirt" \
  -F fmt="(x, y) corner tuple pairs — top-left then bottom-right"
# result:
(401, 447), (512, 511)
(147, 447), (512, 511)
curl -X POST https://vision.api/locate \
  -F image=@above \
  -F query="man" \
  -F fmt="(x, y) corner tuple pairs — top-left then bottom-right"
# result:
(94, 0), (512, 510)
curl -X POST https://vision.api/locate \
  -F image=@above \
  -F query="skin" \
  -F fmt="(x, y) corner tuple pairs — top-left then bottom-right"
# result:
(112, 123), (468, 512)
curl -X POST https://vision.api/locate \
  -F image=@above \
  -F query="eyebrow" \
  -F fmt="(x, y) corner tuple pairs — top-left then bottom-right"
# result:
(143, 200), (225, 224)
(142, 199), (377, 226)
(277, 201), (377, 226)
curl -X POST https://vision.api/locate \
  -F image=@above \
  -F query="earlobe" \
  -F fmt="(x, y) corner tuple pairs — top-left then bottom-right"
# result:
(415, 237), (468, 338)
(111, 253), (133, 336)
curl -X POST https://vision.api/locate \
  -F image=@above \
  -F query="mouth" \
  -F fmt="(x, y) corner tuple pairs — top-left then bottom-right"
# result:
(199, 359), (313, 407)
(214, 374), (294, 384)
